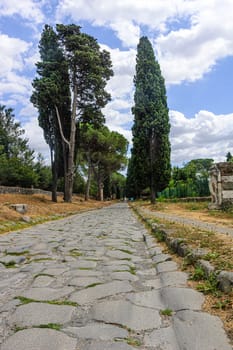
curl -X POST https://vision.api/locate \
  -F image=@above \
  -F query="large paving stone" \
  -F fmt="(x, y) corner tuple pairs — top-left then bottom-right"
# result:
(73, 260), (97, 269)
(1, 329), (77, 350)
(127, 290), (163, 309)
(160, 271), (188, 287)
(64, 269), (103, 277)
(32, 275), (55, 287)
(67, 277), (102, 287)
(152, 253), (172, 264)
(92, 300), (161, 331)
(144, 326), (180, 349)
(69, 280), (133, 304)
(84, 342), (137, 350)
(112, 271), (139, 282)
(156, 261), (178, 273)
(20, 286), (74, 301)
(64, 323), (128, 340)
(104, 264), (131, 272)
(41, 268), (68, 276)
(0, 255), (26, 265)
(174, 310), (232, 350)
(106, 250), (135, 260)
(137, 268), (156, 276)
(143, 279), (162, 289)
(161, 287), (204, 311)
(10, 302), (76, 327)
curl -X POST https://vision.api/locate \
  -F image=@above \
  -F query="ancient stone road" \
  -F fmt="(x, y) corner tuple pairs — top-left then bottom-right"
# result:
(0, 203), (232, 349)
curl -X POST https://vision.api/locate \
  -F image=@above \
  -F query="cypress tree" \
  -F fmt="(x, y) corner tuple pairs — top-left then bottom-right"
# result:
(127, 36), (171, 203)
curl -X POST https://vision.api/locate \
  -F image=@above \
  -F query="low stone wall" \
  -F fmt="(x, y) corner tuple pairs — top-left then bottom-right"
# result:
(0, 185), (62, 196)
(148, 222), (233, 293)
(133, 206), (233, 293)
(164, 196), (211, 203)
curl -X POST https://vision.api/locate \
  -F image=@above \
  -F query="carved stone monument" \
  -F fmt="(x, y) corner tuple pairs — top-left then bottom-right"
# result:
(208, 162), (233, 209)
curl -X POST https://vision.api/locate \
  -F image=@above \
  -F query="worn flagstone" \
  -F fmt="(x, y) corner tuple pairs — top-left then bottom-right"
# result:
(63, 323), (128, 340)
(20, 286), (75, 301)
(69, 280), (133, 304)
(10, 302), (76, 327)
(92, 300), (161, 331)
(174, 310), (232, 350)
(0, 329), (77, 350)
(144, 326), (180, 349)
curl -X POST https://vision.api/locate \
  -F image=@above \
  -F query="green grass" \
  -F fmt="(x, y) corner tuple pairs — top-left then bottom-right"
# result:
(32, 258), (54, 262)
(189, 266), (206, 281)
(196, 273), (219, 295)
(85, 283), (102, 289)
(160, 308), (173, 316)
(4, 250), (29, 256)
(128, 266), (136, 275)
(37, 323), (61, 330)
(125, 337), (142, 346)
(15, 296), (78, 307)
(69, 249), (83, 257)
(212, 299), (231, 310)
(1, 260), (16, 268)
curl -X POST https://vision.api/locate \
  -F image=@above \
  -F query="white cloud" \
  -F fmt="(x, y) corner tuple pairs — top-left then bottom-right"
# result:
(0, 34), (30, 76)
(23, 113), (50, 161)
(56, 0), (233, 84)
(0, 34), (36, 108)
(100, 45), (136, 103)
(0, 0), (44, 23)
(170, 110), (233, 165)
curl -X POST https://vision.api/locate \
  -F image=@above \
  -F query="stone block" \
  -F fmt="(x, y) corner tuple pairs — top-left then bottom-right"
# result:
(10, 204), (28, 214)
(217, 271), (233, 293)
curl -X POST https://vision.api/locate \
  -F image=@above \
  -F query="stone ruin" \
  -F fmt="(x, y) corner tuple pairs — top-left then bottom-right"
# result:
(208, 162), (233, 209)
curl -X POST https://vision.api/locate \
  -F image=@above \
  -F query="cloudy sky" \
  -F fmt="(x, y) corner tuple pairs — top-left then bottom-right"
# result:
(1, 0), (233, 166)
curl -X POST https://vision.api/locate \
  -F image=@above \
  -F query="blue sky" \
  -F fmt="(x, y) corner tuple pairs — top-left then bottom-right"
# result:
(1, 0), (233, 166)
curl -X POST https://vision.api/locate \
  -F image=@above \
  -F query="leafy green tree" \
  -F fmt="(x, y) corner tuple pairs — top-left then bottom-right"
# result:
(159, 158), (214, 198)
(80, 125), (128, 200)
(93, 128), (128, 200)
(127, 36), (171, 203)
(56, 24), (113, 202)
(34, 154), (52, 190)
(32, 24), (113, 202)
(0, 105), (38, 187)
(226, 152), (233, 162)
(110, 172), (126, 199)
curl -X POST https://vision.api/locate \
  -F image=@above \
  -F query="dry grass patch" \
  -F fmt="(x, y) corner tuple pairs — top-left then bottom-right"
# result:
(0, 193), (112, 234)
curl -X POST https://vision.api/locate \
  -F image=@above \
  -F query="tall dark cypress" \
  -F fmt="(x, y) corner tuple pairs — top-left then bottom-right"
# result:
(127, 36), (171, 203)
(31, 25), (71, 202)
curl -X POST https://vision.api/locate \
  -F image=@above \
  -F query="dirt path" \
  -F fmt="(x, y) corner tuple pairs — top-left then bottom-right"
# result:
(140, 207), (233, 237)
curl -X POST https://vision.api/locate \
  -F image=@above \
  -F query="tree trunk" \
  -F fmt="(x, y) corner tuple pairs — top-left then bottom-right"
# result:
(150, 185), (156, 204)
(50, 149), (57, 202)
(85, 157), (92, 201)
(150, 130), (156, 204)
(51, 165), (58, 202)
(63, 84), (77, 203)
(99, 183), (104, 201)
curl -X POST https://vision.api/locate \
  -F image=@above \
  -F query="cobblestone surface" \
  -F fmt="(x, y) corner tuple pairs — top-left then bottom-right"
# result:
(0, 203), (232, 349)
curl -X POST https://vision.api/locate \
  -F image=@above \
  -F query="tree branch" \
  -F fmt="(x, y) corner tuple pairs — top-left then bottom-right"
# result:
(55, 105), (70, 149)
